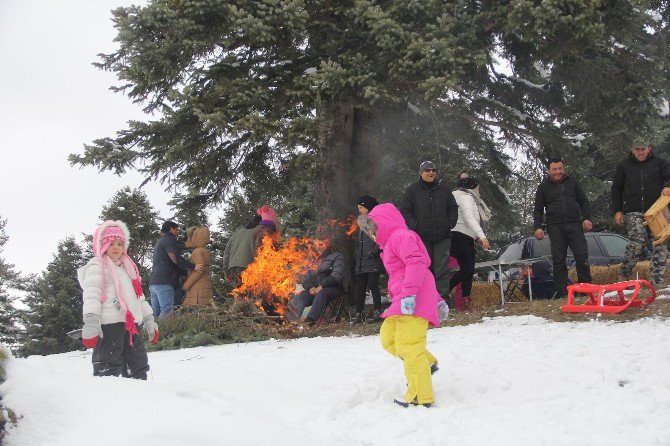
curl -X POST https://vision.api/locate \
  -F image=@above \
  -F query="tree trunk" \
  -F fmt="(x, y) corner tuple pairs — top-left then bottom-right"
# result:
(315, 100), (383, 300)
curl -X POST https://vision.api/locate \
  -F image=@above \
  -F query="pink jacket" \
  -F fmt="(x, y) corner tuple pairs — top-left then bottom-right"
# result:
(368, 203), (441, 327)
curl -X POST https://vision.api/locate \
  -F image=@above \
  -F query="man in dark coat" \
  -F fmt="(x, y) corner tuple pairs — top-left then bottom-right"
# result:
(286, 248), (345, 325)
(400, 161), (459, 304)
(533, 158), (593, 298)
(612, 141), (670, 287)
(149, 221), (203, 317)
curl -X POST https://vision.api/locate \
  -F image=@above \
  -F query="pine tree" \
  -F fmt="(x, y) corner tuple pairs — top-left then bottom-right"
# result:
(19, 237), (85, 356)
(168, 188), (210, 230)
(0, 217), (23, 348)
(69, 0), (670, 241)
(98, 187), (161, 278)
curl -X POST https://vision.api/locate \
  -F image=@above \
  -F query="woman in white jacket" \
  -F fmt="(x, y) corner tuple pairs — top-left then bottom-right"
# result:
(78, 220), (159, 379)
(449, 178), (492, 309)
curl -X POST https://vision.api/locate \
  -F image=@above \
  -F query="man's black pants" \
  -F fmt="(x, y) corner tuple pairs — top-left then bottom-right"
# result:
(547, 222), (592, 297)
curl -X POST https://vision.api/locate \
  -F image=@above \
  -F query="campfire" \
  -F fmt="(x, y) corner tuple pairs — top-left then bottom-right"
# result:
(232, 216), (358, 318)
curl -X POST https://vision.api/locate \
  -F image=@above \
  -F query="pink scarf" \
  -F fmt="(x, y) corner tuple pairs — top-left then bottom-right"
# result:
(100, 254), (143, 346)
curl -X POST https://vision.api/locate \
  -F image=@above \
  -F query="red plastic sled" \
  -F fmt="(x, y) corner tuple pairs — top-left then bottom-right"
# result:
(561, 280), (656, 314)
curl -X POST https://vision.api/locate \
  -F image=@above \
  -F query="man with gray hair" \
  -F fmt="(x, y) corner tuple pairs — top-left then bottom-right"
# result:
(400, 161), (459, 305)
(612, 140), (670, 288)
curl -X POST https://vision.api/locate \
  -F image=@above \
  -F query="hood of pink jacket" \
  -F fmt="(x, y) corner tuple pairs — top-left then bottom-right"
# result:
(368, 203), (441, 327)
(367, 203), (406, 248)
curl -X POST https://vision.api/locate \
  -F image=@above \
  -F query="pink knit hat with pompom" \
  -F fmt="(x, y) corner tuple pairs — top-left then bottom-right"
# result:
(257, 205), (277, 223)
(99, 225), (126, 257)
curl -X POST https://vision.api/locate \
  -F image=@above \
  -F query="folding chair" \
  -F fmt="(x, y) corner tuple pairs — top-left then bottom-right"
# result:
(502, 266), (530, 302)
(318, 293), (349, 324)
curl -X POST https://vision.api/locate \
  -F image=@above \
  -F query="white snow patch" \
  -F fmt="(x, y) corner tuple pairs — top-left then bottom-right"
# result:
(2, 317), (670, 445)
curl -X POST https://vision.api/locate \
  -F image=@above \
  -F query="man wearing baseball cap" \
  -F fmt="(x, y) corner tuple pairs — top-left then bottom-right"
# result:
(612, 140), (670, 289)
(400, 161), (459, 305)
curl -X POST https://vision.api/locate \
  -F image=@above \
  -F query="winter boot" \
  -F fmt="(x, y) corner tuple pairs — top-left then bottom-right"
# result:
(366, 310), (383, 323)
(394, 398), (432, 408)
(349, 312), (364, 325)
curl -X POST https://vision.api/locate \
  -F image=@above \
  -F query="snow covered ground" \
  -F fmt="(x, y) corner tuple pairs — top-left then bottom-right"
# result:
(2, 315), (669, 445)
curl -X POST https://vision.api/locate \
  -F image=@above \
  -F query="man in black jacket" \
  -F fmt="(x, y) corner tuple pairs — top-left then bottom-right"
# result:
(400, 161), (459, 304)
(149, 221), (203, 317)
(533, 158), (593, 298)
(612, 142), (670, 287)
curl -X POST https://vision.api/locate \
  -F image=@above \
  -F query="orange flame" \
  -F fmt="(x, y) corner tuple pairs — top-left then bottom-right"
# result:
(232, 235), (329, 315)
(322, 215), (358, 237)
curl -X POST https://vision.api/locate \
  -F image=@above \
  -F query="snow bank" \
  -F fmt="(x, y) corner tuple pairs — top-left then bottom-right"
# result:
(2, 316), (669, 445)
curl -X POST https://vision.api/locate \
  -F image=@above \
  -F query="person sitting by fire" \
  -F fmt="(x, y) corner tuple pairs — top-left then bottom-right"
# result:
(252, 205), (280, 251)
(286, 246), (345, 325)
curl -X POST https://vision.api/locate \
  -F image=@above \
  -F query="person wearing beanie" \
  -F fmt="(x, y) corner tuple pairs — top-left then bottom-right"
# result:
(534, 157), (593, 298)
(252, 205), (280, 251)
(149, 221), (204, 317)
(450, 177), (492, 310)
(223, 214), (261, 287)
(350, 195), (385, 324)
(612, 141), (670, 289)
(400, 161), (459, 306)
(77, 220), (159, 379)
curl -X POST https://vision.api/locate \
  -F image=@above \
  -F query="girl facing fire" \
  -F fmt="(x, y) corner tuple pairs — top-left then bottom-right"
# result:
(358, 203), (447, 407)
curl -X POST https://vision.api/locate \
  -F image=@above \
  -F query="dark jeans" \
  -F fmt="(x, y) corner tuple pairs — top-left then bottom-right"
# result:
(92, 322), (149, 380)
(449, 231), (475, 297)
(288, 286), (344, 321)
(354, 272), (381, 313)
(547, 222), (592, 296)
(174, 284), (184, 307)
(424, 237), (451, 301)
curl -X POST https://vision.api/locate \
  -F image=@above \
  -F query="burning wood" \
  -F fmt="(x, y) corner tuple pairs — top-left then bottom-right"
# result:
(232, 235), (329, 317)
(233, 217), (359, 319)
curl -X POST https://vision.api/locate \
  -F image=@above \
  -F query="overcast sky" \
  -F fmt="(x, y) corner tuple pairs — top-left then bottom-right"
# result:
(0, 0), (178, 276)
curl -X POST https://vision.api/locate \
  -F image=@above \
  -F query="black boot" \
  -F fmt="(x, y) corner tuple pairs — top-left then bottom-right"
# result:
(366, 310), (382, 323)
(349, 312), (363, 325)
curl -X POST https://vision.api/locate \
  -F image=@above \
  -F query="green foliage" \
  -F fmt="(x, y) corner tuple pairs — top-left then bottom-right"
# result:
(69, 0), (670, 233)
(98, 187), (161, 273)
(0, 217), (24, 348)
(18, 238), (85, 357)
(168, 188), (210, 230)
(148, 304), (282, 350)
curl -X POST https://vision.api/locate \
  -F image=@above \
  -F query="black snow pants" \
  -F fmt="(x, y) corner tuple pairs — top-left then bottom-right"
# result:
(92, 322), (150, 380)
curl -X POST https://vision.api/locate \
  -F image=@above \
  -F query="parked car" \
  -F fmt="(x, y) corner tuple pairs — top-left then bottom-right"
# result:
(494, 231), (632, 298)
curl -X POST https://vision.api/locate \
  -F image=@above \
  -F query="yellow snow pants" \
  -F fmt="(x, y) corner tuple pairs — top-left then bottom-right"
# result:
(380, 315), (436, 405)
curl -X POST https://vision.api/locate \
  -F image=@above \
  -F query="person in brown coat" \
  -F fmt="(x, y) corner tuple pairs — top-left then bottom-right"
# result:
(182, 227), (214, 306)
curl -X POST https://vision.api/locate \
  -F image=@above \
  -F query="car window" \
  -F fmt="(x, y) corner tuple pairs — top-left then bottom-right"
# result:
(599, 234), (628, 257)
(532, 237), (552, 257)
(499, 240), (524, 261)
(586, 235), (602, 257)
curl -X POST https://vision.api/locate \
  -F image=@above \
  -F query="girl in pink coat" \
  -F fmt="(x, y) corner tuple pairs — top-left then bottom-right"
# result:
(358, 203), (448, 407)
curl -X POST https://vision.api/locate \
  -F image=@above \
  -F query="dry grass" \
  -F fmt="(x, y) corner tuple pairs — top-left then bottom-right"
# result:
(151, 263), (670, 349)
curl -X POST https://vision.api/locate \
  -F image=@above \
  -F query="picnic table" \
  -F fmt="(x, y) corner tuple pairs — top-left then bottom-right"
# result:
(474, 257), (552, 305)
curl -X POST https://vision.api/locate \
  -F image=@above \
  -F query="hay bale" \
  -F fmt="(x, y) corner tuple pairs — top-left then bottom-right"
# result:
(569, 261), (670, 284)
(471, 282), (503, 308)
